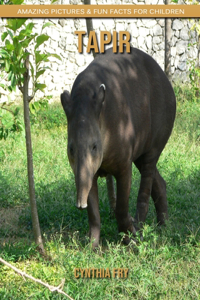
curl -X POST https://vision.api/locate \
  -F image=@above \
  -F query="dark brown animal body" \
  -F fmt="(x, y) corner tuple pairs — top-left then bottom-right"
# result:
(61, 47), (176, 248)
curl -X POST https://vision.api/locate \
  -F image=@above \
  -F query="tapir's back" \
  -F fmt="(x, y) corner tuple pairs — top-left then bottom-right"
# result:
(73, 47), (175, 119)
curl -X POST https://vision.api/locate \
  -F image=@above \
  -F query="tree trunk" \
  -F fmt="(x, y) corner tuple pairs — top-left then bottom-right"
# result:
(165, 0), (172, 82)
(84, 0), (97, 58)
(198, 35), (200, 67)
(23, 54), (45, 255)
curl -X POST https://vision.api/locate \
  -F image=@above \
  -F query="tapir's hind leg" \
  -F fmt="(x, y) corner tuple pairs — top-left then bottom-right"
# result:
(134, 158), (168, 229)
(106, 174), (116, 216)
(151, 168), (168, 225)
(133, 159), (156, 230)
(115, 165), (136, 244)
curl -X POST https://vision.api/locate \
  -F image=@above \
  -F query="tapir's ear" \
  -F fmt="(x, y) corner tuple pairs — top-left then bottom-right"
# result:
(60, 90), (71, 117)
(98, 84), (106, 103)
(94, 83), (106, 116)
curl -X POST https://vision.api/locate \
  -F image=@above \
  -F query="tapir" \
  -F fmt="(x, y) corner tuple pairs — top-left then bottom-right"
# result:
(61, 47), (176, 248)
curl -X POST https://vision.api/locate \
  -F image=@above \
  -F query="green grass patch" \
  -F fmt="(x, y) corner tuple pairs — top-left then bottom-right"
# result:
(0, 86), (200, 299)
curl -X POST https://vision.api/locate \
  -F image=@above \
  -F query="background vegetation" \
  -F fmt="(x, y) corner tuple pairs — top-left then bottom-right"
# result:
(0, 85), (200, 299)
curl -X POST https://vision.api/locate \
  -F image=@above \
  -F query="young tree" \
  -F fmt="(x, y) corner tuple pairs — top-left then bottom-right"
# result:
(0, 2), (61, 254)
(165, 0), (172, 81)
(84, 0), (97, 58)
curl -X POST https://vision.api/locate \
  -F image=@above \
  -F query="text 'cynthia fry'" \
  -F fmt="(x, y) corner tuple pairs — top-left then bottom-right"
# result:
(74, 268), (129, 279)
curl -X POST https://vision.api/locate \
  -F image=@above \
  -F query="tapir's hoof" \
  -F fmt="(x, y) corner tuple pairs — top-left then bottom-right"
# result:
(120, 219), (137, 246)
(76, 203), (87, 210)
(122, 235), (137, 246)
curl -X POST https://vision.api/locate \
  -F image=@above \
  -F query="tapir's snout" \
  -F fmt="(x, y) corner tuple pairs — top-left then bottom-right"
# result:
(76, 182), (91, 210)
(73, 147), (101, 212)
(76, 200), (88, 210)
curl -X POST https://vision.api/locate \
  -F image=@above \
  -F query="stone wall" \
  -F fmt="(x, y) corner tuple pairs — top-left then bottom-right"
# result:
(0, 0), (199, 101)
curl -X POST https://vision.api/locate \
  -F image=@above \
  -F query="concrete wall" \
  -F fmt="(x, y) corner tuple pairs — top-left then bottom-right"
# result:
(0, 0), (198, 101)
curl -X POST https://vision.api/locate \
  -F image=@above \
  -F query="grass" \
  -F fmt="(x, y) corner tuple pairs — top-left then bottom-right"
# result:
(0, 85), (200, 299)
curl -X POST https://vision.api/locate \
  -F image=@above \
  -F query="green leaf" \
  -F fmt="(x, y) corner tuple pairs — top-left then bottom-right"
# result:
(36, 69), (46, 79)
(1, 32), (8, 42)
(25, 22), (35, 34)
(6, 43), (15, 51)
(5, 59), (10, 72)
(49, 53), (62, 61)
(8, 71), (12, 81)
(15, 119), (24, 131)
(35, 34), (49, 50)
(15, 43), (23, 57)
(5, 39), (10, 46)
(6, 19), (27, 32)
(20, 34), (36, 48)
(7, 86), (12, 92)
(35, 51), (49, 65)
(12, 0), (25, 4)
(5, 39), (15, 51)
(42, 22), (53, 30)
(7, 30), (13, 39)
(0, 83), (6, 89)
(0, 49), (9, 58)
(18, 23), (35, 40)
(19, 67), (26, 74)
(11, 73), (16, 90)
(14, 107), (20, 116)
(35, 83), (46, 92)
(18, 51), (29, 66)
(34, 101), (40, 110)
(18, 29), (27, 40)
(13, 36), (18, 48)
(29, 103), (36, 115)
(35, 51), (42, 65)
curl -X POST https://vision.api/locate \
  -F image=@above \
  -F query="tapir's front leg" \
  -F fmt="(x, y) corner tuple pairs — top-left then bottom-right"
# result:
(115, 165), (136, 244)
(87, 175), (100, 248)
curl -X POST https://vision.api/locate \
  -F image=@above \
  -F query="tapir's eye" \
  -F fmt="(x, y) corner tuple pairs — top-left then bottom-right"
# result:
(92, 143), (97, 154)
(69, 145), (74, 156)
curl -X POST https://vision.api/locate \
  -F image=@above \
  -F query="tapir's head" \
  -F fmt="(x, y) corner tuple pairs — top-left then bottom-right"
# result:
(61, 84), (106, 209)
